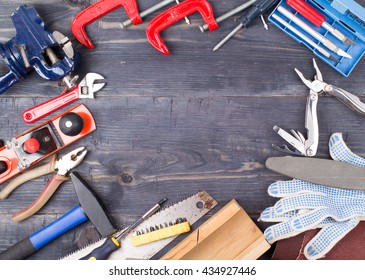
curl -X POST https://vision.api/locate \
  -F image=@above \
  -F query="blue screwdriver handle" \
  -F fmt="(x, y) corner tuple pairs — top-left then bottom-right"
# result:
(0, 205), (88, 260)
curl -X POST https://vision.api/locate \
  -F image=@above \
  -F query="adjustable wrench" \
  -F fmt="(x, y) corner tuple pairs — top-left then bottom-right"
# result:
(22, 73), (105, 124)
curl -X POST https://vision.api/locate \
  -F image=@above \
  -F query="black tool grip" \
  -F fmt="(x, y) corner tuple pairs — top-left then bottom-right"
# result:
(0, 237), (36, 260)
(80, 238), (120, 260)
(239, 0), (278, 27)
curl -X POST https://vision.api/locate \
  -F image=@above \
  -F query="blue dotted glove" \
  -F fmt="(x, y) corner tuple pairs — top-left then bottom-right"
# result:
(260, 133), (365, 259)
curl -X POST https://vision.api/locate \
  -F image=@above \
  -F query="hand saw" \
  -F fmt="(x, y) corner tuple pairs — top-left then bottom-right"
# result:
(60, 190), (217, 260)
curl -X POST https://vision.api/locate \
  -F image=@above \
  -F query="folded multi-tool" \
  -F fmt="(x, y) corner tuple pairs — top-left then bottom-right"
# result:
(273, 59), (365, 157)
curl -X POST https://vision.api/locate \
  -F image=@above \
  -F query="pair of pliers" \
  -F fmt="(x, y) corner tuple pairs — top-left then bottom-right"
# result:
(22, 73), (106, 124)
(295, 59), (365, 116)
(0, 147), (87, 222)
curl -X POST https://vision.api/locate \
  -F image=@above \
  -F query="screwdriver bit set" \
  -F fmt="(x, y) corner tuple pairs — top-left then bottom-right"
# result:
(269, 0), (365, 76)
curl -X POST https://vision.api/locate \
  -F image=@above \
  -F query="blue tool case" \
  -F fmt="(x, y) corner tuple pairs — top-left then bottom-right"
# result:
(269, 0), (365, 76)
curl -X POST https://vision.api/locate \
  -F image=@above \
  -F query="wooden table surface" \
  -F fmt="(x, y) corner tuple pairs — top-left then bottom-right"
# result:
(0, 0), (365, 260)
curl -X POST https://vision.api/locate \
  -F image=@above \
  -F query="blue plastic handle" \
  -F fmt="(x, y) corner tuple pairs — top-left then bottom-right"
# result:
(29, 205), (88, 250)
(0, 71), (20, 95)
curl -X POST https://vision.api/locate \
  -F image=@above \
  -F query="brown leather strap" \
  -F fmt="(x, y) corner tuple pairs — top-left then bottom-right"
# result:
(0, 155), (58, 200)
(12, 174), (69, 222)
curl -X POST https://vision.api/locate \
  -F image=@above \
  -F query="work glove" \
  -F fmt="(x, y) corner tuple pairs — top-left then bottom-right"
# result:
(259, 132), (365, 260)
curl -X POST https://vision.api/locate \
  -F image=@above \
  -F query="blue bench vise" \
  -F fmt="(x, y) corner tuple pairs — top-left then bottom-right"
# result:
(0, 5), (79, 94)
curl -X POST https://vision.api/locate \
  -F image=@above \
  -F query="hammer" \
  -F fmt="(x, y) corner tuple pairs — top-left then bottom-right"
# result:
(0, 172), (116, 260)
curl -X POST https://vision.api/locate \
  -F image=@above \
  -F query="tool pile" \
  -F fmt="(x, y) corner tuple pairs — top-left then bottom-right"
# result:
(0, 0), (364, 261)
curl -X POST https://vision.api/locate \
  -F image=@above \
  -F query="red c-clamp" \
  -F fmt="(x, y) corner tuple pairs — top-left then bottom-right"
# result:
(72, 0), (142, 49)
(146, 0), (218, 55)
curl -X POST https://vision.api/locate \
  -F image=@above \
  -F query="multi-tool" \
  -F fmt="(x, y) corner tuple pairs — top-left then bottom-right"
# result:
(273, 58), (365, 157)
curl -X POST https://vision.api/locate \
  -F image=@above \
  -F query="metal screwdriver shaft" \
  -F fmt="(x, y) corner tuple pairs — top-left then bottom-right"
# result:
(260, 15), (269, 30)
(175, 0), (190, 25)
(212, 0), (278, 52)
(115, 198), (167, 242)
(212, 23), (243, 52)
(120, 0), (176, 28)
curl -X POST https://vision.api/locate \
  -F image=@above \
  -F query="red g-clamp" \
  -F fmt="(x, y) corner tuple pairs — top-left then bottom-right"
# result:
(146, 0), (218, 55)
(72, 0), (142, 48)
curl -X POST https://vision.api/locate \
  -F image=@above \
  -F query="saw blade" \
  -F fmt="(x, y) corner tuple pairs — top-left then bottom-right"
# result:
(60, 190), (218, 260)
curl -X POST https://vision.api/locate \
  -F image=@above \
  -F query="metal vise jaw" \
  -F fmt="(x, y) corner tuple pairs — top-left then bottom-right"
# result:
(0, 5), (79, 94)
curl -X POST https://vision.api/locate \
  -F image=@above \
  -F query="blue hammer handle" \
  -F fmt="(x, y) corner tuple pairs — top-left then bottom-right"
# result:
(0, 205), (88, 260)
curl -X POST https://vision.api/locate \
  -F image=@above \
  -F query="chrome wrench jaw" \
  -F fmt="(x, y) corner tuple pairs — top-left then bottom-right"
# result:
(79, 73), (106, 99)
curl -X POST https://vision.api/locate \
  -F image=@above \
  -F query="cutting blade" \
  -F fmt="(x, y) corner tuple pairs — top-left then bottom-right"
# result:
(266, 157), (365, 191)
(60, 190), (218, 260)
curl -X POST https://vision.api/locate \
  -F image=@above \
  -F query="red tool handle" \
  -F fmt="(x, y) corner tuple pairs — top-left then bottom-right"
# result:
(72, 0), (142, 48)
(22, 86), (80, 124)
(286, 0), (325, 27)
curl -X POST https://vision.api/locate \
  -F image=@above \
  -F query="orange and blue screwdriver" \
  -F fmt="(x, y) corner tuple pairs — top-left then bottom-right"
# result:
(286, 0), (355, 45)
(80, 198), (167, 260)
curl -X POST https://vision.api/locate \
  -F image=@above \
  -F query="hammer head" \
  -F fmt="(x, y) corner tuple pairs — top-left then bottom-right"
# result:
(70, 171), (116, 237)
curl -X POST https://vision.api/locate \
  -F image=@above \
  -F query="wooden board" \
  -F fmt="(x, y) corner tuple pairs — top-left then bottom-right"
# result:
(161, 200), (271, 260)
